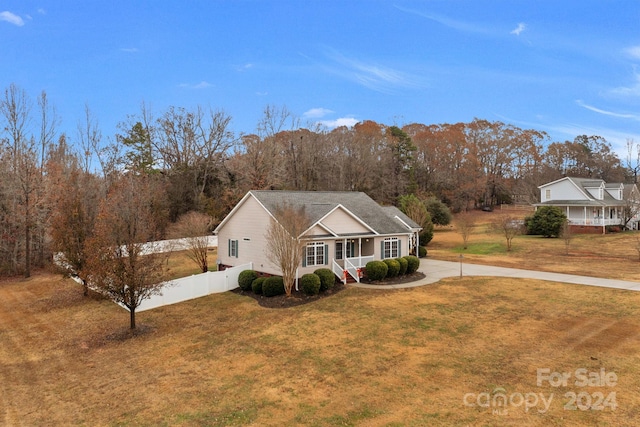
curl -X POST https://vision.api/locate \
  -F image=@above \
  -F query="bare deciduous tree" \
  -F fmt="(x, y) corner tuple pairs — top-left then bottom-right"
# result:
(84, 174), (169, 329)
(167, 211), (214, 273)
(561, 219), (572, 255)
(49, 155), (101, 296)
(456, 212), (475, 250)
(265, 203), (310, 296)
(493, 214), (521, 252)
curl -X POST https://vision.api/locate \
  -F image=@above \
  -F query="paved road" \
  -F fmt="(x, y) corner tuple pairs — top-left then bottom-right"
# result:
(351, 259), (640, 292)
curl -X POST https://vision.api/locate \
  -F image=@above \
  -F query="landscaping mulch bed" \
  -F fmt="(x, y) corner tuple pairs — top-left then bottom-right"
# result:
(232, 283), (347, 308)
(359, 271), (426, 286)
(232, 271), (426, 308)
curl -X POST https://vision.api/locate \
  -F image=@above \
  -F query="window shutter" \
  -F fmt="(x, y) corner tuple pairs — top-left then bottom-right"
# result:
(235, 240), (239, 258)
(228, 239), (231, 256)
(398, 242), (401, 257)
(324, 244), (329, 264)
(302, 247), (307, 267)
(380, 241), (385, 259)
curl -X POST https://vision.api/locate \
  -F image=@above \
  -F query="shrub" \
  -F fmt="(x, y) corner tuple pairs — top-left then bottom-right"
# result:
(383, 259), (401, 277)
(425, 197), (453, 226)
(404, 255), (420, 274)
(300, 273), (321, 296)
(396, 257), (408, 275)
(525, 206), (566, 237)
(314, 268), (335, 291)
(419, 222), (434, 246)
(418, 246), (427, 258)
(365, 260), (388, 281)
(251, 277), (265, 295)
(262, 276), (285, 297)
(238, 270), (258, 291)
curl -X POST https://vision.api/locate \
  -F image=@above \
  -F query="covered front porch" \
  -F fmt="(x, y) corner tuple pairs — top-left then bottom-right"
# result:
(328, 231), (419, 283)
(562, 205), (625, 232)
(330, 236), (375, 283)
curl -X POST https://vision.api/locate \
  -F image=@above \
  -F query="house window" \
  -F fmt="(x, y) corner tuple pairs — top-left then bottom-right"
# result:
(545, 189), (551, 200)
(382, 237), (399, 259)
(306, 242), (326, 266)
(335, 241), (355, 260)
(229, 239), (238, 258)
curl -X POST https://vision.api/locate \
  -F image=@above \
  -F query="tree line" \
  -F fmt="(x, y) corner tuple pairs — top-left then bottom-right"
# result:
(1, 83), (637, 277)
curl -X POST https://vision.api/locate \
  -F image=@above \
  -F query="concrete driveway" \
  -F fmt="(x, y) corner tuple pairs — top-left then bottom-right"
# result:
(351, 258), (640, 292)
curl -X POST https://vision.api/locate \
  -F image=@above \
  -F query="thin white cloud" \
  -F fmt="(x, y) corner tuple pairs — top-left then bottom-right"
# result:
(319, 117), (359, 129)
(549, 122), (640, 156)
(255, 91), (268, 96)
(510, 23), (526, 36)
(178, 81), (213, 89)
(576, 100), (640, 120)
(394, 5), (490, 34)
(495, 114), (639, 157)
(237, 63), (254, 72)
(623, 46), (640, 59)
(303, 108), (334, 119)
(37, 8), (46, 15)
(609, 70), (640, 97)
(0, 11), (25, 26)
(120, 47), (139, 53)
(323, 48), (426, 93)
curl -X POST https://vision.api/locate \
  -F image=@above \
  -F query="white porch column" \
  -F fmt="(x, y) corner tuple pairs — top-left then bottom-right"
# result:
(584, 206), (587, 224)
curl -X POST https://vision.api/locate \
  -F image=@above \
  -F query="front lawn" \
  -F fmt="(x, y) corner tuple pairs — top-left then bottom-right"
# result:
(1, 270), (639, 426)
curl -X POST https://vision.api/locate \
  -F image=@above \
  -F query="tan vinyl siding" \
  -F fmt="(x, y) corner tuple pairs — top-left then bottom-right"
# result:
(307, 224), (331, 236)
(320, 207), (371, 234)
(217, 195), (280, 275)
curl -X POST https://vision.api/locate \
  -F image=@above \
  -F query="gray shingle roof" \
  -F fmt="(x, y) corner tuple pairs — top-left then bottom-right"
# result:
(250, 190), (420, 235)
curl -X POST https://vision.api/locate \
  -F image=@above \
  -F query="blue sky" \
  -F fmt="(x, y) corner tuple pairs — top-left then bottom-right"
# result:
(2, 1), (640, 156)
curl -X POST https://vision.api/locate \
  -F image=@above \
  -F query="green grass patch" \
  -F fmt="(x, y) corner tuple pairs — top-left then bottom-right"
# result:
(452, 242), (507, 255)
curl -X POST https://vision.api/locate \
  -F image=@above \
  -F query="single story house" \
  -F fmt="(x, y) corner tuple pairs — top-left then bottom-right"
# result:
(535, 177), (640, 232)
(214, 190), (422, 283)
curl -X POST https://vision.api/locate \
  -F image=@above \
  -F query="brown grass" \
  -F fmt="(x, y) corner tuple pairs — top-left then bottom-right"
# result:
(165, 247), (218, 280)
(2, 265), (640, 426)
(429, 209), (640, 282)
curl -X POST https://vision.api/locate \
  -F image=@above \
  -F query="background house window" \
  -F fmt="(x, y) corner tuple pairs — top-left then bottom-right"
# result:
(382, 237), (399, 259)
(545, 189), (551, 200)
(306, 242), (326, 266)
(229, 239), (238, 258)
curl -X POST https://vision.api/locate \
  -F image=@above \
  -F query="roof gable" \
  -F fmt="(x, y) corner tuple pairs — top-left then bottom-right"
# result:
(234, 190), (418, 236)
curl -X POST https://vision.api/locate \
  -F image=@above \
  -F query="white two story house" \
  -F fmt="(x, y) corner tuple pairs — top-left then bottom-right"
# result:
(535, 177), (640, 232)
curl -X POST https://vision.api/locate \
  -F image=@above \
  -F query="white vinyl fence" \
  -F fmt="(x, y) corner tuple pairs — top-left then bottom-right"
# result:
(135, 262), (252, 312)
(56, 236), (251, 312)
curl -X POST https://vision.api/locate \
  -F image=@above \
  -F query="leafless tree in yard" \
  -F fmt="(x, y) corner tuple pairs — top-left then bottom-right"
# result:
(265, 203), (311, 296)
(456, 212), (475, 250)
(167, 211), (214, 273)
(561, 220), (573, 255)
(494, 214), (521, 252)
(84, 174), (170, 329)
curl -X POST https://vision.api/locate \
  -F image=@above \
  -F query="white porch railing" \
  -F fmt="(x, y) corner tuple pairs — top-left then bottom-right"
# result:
(332, 259), (346, 284)
(343, 255), (373, 283)
(344, 258), (360, 283)
(568, 218), (623, 226)
(346, 255), (374, 268)
(332, 255), (374, 283)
